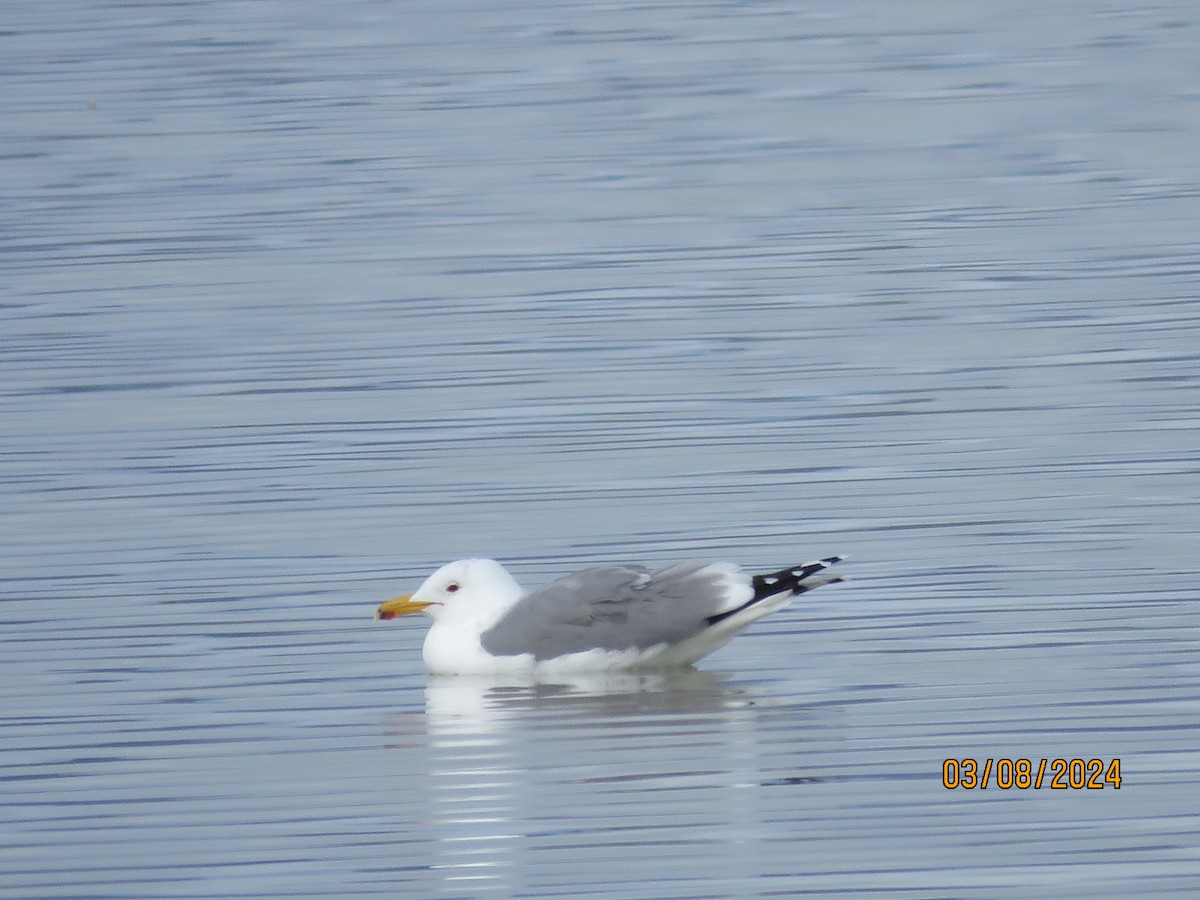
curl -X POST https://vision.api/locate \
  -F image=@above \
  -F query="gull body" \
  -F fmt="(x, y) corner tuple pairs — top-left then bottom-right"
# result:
(375, 556), (844, 676)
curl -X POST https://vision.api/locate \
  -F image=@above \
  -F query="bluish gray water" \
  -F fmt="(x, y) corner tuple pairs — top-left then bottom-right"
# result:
(3, 1), (1199, 897)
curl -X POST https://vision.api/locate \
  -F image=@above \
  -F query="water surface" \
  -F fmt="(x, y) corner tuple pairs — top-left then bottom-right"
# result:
(3, 1), (1199, 897)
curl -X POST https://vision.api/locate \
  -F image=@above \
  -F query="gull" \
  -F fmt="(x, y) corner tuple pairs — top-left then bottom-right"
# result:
(374, 555), (844, 675)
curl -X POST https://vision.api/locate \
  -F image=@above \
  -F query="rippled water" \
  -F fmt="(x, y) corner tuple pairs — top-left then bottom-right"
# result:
(3, 1), (1200, 897)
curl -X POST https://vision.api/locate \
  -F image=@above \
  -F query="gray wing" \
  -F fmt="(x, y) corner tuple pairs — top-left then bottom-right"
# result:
(480, 563), (744, 660)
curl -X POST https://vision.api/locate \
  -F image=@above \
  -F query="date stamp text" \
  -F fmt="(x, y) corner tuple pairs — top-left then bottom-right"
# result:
(942, 758), (1121, 790)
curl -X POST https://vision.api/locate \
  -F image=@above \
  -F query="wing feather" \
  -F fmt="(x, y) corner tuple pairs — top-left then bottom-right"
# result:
(480, 563), (751, 660)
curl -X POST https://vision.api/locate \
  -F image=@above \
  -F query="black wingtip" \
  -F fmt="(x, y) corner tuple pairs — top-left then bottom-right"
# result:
(752, 555), (845, 599)
(707, 556), (845, 626)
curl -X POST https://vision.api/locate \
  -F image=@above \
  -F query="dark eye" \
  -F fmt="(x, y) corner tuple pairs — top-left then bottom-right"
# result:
(445, 582), (460, 594)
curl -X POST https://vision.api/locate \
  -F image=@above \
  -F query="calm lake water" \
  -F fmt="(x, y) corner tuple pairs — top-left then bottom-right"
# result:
(3, 1), (1199, 897)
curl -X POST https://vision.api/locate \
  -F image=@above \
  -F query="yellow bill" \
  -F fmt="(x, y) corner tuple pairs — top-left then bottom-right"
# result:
(374, 594), (435, 620)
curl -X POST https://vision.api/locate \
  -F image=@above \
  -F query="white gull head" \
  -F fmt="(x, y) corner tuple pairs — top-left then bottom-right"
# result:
(375, 558), (527, 674)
